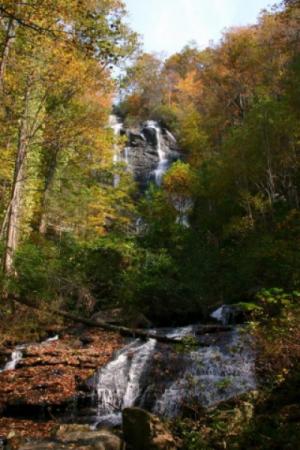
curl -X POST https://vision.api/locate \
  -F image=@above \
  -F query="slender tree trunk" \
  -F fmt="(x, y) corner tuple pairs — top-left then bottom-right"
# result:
(38, 146), (60, 235)
(0, 17), (17, 91)
(263, 121), (276, 210)
(3, 84), (30, 274)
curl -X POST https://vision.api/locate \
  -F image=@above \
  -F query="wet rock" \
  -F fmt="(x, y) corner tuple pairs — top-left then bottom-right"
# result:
(123, 407), (178, 450)
(12, 425), (122, 450)
(210, 304), (249, 326)
(56, 425), (122, 449)
(127, 131), (146, 147)
(161, 129), (178, 152)
(141, 126), (158, 147)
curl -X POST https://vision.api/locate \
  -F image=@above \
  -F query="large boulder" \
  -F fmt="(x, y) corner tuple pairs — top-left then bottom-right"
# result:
(56, 425), (122, 449)
(12, 424), (122, 450)
(122, 407), (178, 450)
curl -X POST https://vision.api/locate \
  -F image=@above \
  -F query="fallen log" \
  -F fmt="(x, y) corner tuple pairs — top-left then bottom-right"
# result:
(11, 296), (232, 344)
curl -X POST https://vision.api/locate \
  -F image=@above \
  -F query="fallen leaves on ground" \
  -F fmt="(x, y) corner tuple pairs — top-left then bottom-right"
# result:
(0, 330), (123, 425)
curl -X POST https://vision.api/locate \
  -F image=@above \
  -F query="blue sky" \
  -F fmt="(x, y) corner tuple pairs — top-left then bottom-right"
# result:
(125, 0), (275, 56)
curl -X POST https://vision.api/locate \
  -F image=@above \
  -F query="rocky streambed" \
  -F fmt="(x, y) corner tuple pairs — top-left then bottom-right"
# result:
(0, 316), (258, 449)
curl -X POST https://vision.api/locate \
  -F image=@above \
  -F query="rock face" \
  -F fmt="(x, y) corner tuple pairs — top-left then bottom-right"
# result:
(210, 304), (249, 326)
(110, 116), (180, 190)
(10, 425), (122, 450)
(122, 407), (178, 450)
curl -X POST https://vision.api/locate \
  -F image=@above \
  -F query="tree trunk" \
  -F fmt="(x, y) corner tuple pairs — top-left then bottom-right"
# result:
(0, 16), (17, 90)
(38, 146), (60, 234)
(2, 84), (30, 274)
(12, 296), (232, 344)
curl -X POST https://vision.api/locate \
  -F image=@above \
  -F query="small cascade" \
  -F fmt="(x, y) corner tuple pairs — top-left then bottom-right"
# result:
(92, 324), (256, 426)
(0, 335), (59, 373)
(154, 329), (256, 416)
(211, 305), (244, 326)
(44, 335), (59, 343)
(1, 346), (25, 372)
(109, 114), (123, 137)
(93, 339), (156, 426)
(109, 114), (126, 187)
(144, 121), (170, 186)
(211, 306), (228, 325)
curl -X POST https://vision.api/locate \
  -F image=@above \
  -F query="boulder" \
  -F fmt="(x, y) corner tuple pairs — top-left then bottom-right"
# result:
(56, 425), (122, 449)
(123, 407), (178, 450)
(13, 425), (122, 450)
(161, 129), (178, 152)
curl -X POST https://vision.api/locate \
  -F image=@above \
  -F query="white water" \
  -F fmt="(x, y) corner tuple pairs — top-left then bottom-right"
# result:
(211, 306), (226, 323)
(1, 346), (25, 372)
(109, 114), (123, 137)
(109, 115), (131, 188)
(166, 129), (177, 145)
(109, 116), (176, 188)
(92, 323), (256, 425)
(0, 335), (59, 373)
(154, 329), (256, 416)
(145, 121), (170, 186)
(94, 338), (156, 426)
(211, 305), (238, 326)
(44, 335), (59, 343)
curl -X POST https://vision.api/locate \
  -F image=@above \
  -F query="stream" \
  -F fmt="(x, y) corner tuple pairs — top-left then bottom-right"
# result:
(0, 318), (256, 429)
(88, 323), (256, 427)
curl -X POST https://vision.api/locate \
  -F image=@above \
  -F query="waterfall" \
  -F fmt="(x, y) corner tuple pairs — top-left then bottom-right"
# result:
(0, 335), (59, 373)
(108, 115), (179, 190)
(109, 115), (124, 187)
(109, 114), (123, 137)
(93, 339), (156, 427)
(153, 329), (256, 416)
(144, 121), (170, 186)
(210, 305), (244, 326)
(92, 324), (256, 426)
(1, 346), (25, 372)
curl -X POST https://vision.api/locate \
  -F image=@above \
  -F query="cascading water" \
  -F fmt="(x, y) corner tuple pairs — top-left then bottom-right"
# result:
(153, 329), (256, 416)
(1, 346), (25, 372)
(109, 115), (177, 190)
(144, 120), (170, 186)
(92, 323), (256, 426)
(93, 339), (156, 427)
(0, 335), (59, 373)
(109, 114), (123, 137)
(109, 115), (124, 188)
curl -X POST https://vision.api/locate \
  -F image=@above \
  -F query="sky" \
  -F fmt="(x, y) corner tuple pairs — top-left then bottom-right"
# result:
(124, 0), (275, 56)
